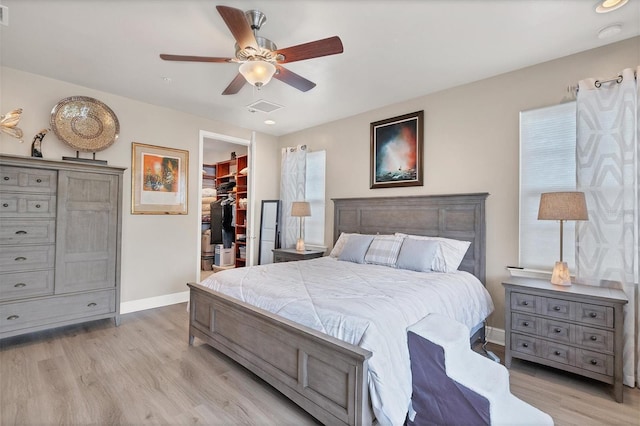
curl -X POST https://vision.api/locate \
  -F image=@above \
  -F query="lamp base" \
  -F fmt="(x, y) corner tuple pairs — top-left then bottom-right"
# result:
(550, 261), (571, 286)
(296, 239), (306, 252)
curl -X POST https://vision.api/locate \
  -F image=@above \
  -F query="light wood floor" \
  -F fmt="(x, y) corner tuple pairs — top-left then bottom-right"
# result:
(1, 303), (638, 425)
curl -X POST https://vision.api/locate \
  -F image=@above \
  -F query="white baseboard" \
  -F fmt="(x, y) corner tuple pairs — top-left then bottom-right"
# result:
(486, 326), (505, 346)
(120, 290), (189, 314)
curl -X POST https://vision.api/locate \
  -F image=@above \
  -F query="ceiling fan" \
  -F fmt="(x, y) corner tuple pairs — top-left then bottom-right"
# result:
(160, 5), (344, 95)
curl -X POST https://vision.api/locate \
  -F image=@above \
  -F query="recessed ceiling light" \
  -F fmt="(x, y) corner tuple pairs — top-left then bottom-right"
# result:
(264, 119), (276, 125)
(595, 0), (628, 13)
(598, 23), (623, 39)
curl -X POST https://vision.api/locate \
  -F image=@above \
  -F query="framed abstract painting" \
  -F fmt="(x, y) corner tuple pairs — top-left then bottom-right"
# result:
(131, 142), (189, 214)
(370, 110), (424, 189)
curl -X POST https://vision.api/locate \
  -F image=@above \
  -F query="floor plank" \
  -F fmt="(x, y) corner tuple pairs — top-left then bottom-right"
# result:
(1, 304), (638, 425)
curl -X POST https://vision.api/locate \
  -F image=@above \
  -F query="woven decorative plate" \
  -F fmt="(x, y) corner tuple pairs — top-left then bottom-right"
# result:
(50, 96), (119, 152)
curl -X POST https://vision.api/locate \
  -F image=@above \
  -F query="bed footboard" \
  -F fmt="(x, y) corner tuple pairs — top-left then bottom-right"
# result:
(187, 282), (373, 426)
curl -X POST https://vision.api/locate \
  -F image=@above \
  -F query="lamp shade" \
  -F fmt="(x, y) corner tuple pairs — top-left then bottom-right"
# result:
(239, 60), (276, 88)
(291, 201), (311, 217)
(538, 192), (589, 221)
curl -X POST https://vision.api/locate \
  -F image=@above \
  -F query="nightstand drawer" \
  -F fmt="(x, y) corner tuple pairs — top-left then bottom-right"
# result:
(540, 318), (572, 343)
(510, 333), (539, 357)
(578, 303), (613, 328)
(577, 349), (613, 376)
(577, 326), (614, 352)
(542, 341), (575, 366)
(541, 297), (572, 320)
(511, 292), (537, 314)
(511, 312), (539, 334)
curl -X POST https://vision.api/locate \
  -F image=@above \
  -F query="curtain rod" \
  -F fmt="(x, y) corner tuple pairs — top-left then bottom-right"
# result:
(567, 70), (637, 95)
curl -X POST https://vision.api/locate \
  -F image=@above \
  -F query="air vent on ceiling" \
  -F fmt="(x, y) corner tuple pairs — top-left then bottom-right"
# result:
(246, 99), (283, 114)
(0, 5), (8, 26)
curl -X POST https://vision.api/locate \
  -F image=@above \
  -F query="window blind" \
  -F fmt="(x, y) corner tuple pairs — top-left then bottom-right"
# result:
(304, 150), (326, 247)
(519, 102), (577, 271)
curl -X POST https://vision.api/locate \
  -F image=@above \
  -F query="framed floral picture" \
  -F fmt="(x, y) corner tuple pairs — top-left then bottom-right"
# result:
(370, 110), (424, 189)
(131, 142), (188, 214)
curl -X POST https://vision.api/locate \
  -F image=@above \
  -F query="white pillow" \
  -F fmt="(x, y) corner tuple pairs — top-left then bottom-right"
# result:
(364, 235), (404, 267)
(396, 238), (440, 272)
(329, 232), (352, 258)
(395, 233), (471, 273)
(338, 234), (375, 264)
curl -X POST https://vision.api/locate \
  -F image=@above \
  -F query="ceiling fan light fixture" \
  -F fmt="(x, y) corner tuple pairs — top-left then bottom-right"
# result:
(239, 60), (276, 88)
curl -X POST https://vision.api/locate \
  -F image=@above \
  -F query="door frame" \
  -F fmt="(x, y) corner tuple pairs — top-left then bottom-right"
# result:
(197, 130), (254, 281)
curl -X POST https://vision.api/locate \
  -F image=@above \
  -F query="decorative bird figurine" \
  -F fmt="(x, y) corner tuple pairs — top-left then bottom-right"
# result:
(31, 129), (49, 158)
(0, 108), (24, 141)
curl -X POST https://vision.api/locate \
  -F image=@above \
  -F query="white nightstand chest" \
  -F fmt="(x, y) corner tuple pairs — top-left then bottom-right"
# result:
(503, 277), (628, 402)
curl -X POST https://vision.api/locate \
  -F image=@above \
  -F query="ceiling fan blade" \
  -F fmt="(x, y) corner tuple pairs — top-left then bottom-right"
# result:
(222, 73), (247, 95)
(275, 36), (344, 63)
(273, 65), (316, 92)
(216, 5), (259, 51)
(160, 54), (233, 63)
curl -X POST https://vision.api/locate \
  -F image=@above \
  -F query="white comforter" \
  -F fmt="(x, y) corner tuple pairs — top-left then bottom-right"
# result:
(200, 257), (494, 426)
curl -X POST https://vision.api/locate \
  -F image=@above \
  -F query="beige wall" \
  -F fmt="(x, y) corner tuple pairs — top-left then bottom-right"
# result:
(279, 36), (640, 330)
(0, 67), (280, 305)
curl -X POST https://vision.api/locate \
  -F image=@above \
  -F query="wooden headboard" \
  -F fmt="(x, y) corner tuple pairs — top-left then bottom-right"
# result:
(332, 193), (489, 284)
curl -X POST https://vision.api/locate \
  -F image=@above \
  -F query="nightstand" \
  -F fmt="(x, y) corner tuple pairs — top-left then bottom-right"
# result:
(272, 248), (324, 263)
(503, 277), (628, 402)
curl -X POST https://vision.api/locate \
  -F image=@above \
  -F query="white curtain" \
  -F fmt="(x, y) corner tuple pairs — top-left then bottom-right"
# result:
(280, 145), (307, 249)
(576, 67), (639, 387)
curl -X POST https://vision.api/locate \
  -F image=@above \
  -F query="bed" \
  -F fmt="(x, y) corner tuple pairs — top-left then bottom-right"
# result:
(187, 193), (491, 425)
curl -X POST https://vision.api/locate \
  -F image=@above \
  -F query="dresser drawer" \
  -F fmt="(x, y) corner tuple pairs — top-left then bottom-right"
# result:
(577, 325), (614, 352)
(577, 349), (613, 376)
(0, 219), (56, 245)
(511, 312), (539, 334)
(0, 193), (57, 217)
(510, 333), (539, 357)
(0, 245), (55, 272)
(541, 297), (572, 320)
(0, 270), (54, 301)
(511, 292), (537, 314)
(578, 303), (613, 328)
(0, 289), (116, 333)
(540, 318), (572, 343)
(541, 340), (575, 366)
(0, 166), (57, 193)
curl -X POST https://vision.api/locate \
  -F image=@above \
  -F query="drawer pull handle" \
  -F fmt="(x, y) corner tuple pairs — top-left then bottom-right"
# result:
(35, 204), (41, 208)
(2, 203), (8, 208)
(522, 301), (529, 306)
(523, 321), (529, 327)
(590, 335), (598, 341)
(3, 176), (9, 181)
(7, 315), (19, 320)
(14, 257), (27, 262)
(553, 306), (561, 311)
(590, 359), (598, 365)
(589, 312), (597, 318)
(554, 351), (561, 356)
(14, 283), (26, 288)
(36, 178), (42, 183)
(554, 327), (562, 333)
(522, 343), (529, 348)
(15, 230), (27, 235)
(87, 302), (97, 307)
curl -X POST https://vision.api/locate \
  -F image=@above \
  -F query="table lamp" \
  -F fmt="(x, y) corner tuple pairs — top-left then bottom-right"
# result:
(537, 192), (588, 286)
(291, 201), (311, 252)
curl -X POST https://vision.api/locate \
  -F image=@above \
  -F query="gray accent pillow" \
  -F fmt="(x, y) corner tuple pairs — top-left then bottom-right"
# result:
(338, 234), (375, 264)
(396, 238), (440, 272)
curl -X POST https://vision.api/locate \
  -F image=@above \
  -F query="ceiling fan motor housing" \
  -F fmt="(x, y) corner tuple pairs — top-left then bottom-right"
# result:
(244, 9), (266, 31)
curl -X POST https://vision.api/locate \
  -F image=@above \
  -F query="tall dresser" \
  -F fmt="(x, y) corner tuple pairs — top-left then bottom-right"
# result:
(0, 155), (124, 339)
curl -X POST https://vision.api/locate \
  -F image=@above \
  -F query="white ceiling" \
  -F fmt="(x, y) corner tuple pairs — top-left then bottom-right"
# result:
(1, 0), (638, 136)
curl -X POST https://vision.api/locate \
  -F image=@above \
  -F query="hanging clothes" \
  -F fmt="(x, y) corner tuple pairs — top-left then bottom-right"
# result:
(209, 199), (224, 246)
(221, 195), (235, 249)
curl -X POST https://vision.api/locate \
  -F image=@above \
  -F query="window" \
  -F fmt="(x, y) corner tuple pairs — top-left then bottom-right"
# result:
(304, 150), (326, 248)
(519, 102), (577, 271)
